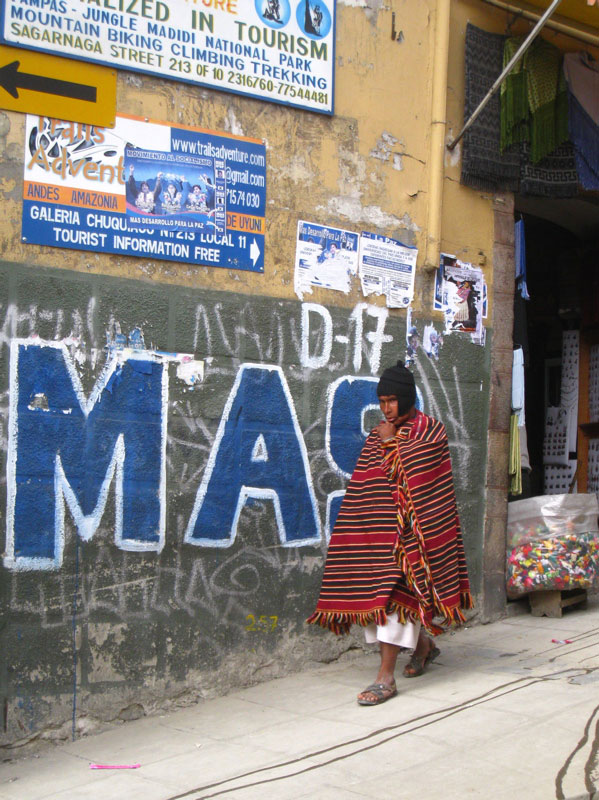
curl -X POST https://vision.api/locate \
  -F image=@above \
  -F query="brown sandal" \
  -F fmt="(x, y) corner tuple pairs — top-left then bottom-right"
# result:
(403, 641), (440, 678)
(357, 681), (397, 705)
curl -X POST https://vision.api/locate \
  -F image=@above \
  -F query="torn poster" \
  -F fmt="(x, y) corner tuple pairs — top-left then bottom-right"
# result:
(434, 255), (485, 341)
(176, 358), (205, 389)
(434, 253), (457, 311)
(422, 324), (444, 361)
(294, 221), (359, 299)
(405, 312), (419, 367)
(358, 232), (417, 308)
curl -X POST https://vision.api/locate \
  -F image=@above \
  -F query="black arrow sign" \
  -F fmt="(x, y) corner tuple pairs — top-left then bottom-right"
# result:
(0, 60), (97, 102)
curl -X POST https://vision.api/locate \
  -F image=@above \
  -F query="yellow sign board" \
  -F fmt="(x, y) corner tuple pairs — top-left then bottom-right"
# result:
(0, 45), (116, 127)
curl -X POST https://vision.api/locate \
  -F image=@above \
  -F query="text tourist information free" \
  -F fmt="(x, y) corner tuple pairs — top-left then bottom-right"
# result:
(1, 0), (336, 114)
(22, 113), (266, 272)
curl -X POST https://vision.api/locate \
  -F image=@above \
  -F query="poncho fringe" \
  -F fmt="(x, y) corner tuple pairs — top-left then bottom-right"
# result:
(306, 592), (475, 637)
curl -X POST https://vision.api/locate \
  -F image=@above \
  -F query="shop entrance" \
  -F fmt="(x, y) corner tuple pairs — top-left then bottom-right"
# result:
(513, 195), (599, 500)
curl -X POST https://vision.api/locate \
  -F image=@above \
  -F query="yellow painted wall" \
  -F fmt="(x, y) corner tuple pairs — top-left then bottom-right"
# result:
(0, 0), (500, 318)
(4, 1), (595, 316)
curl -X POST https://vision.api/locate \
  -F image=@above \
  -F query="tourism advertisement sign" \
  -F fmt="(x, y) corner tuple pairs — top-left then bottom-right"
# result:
(2, 0), (336, 113)
(22, 113), (266, 272)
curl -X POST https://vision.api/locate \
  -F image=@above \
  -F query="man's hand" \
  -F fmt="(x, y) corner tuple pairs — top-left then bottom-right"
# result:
(375, 420), (396, 441)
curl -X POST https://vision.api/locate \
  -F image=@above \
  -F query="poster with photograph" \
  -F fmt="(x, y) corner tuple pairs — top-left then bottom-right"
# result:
(294, 221), (359, 298)
(22, 114), (266, 272)
(434, 254), (485, 341)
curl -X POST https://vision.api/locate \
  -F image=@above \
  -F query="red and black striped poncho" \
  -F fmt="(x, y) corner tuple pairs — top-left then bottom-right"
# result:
(307, 411), (473, 635)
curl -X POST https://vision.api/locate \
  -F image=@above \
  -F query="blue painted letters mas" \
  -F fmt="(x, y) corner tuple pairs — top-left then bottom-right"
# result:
(5, 349), (397, 569)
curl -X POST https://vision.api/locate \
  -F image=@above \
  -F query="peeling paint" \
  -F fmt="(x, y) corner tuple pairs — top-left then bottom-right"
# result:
(270, 155), (314, 183)
(28, 394), (49, 412)
(369, 132), (398, 162)
(99, 624), (126, 648)
(0, 111), (10, 140)
(224, 109), (245, 137)
(337, 146), (368, 190)
(445, 132), (461, 168)
(322, 197), (420, 234)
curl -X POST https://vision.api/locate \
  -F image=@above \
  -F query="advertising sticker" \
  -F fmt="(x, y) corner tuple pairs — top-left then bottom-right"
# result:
(22, 114), (266, 272)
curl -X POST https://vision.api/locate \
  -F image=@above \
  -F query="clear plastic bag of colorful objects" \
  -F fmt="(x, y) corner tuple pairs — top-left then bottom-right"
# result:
(506, 493), (599, 598)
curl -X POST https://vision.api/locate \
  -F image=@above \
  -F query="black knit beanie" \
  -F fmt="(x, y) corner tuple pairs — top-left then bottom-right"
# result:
(376, 360), (416, 413)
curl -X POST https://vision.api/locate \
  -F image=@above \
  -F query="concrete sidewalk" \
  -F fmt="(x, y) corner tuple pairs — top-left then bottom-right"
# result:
(1, 601), (599, 800)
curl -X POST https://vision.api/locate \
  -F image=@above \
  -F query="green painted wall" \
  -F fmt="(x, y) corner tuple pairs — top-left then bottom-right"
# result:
(0, 261), (489, 741)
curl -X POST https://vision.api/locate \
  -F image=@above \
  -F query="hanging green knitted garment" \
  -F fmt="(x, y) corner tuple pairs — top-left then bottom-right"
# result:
(500, 38), (529, 153)
(525, 38), (569, 163)
(500, 37), (569, 163)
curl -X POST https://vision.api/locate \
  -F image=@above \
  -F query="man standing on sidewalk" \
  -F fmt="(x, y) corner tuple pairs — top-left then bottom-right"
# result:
(307, 360), (473, 705)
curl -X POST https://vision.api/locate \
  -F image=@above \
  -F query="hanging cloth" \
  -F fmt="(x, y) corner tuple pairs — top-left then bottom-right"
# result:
(563, 53), (599, 190)
(509, 414), (522, 496)
(518, 139), (578, 199)
(567, 92), (599, 190)
(501, 37), (568, 163)
(514, 219), (530, 301)
(501, 38), (530, 152)
(526, 39), (569, 163)
(461, 24), (520, 191)
(512, 346), (526, 426)
(563, 51), (599, 125)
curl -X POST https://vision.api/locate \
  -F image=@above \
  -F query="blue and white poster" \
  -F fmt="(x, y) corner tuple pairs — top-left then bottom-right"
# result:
(2, 0), (336, 114)
(359, 232), (417, 308)
(22, 114), (266, 272)
(294, 220), (359, 298)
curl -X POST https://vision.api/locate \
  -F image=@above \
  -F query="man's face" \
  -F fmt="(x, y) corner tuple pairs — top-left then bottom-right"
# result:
(378, 395), (413, 427)
(141, 182), (149, 193)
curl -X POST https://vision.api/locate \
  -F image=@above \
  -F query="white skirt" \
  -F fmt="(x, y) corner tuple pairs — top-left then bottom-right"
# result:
(364, 612), (421, 649)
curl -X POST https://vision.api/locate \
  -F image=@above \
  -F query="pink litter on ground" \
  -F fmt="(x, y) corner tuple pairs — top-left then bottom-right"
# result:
(90, 764), (141, 770)
(551, 639), (573, 644)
